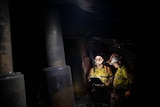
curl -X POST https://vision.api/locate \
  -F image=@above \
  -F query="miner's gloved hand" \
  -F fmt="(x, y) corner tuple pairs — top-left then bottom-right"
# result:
(105, 82), (110, 87)
(125, 90), (131, 97)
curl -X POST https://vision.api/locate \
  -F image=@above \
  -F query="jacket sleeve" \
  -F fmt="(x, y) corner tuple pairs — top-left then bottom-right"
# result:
(107, 67), (114, 85)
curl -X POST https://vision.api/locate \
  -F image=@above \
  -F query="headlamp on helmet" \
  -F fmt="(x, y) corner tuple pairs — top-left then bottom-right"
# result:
(110, 55), (121, 65)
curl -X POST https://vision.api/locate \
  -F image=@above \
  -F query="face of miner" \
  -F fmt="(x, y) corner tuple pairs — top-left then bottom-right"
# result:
(95, 56), (104, 65)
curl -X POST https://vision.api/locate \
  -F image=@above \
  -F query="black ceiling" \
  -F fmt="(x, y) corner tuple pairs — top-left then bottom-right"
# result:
(9, 0), (149, 44)
(46, 0), (144, 40)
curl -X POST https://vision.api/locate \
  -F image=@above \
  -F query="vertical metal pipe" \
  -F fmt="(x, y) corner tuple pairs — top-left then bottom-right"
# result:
(0, 1), (27, 107)
(44, 66), (75, 107)
(45, 8), (66, 68)
(44, 6), (75, 107)
(0, 0), (13, 74)
(0, 72), (27, 107)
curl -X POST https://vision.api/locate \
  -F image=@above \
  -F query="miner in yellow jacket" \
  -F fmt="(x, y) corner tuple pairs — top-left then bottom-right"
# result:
(87, 55), (113, 105)
(108, 53), (134, 107)
(88, 55), (113, 87)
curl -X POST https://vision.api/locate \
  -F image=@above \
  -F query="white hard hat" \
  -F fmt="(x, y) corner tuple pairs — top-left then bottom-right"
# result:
(95, 55), (104, 65)
(110, 55), (121, 65)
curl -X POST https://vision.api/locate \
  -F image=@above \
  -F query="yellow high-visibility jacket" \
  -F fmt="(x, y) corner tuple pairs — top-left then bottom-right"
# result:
(89, 65), (113, 86)
(113, 65), (133, 89)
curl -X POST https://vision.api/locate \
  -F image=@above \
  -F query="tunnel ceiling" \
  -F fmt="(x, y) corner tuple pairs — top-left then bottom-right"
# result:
(52, 0), (146, 62)
(47, 0), (142, 42)
(9, 0), (146, 45)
